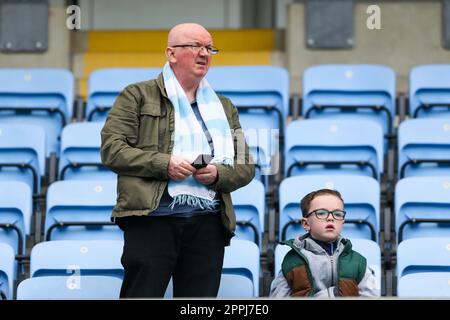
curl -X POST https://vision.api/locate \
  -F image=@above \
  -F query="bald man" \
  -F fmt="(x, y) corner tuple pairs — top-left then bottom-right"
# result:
(101, 23), (255, 298)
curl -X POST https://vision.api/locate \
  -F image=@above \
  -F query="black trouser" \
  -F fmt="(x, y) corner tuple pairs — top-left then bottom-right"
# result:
(117, 213), (226, 298)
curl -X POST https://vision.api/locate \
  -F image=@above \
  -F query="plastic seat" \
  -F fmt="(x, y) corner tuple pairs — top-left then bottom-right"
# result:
(86, 68), (162, 122)
(278, 175), (380, 241)
(274, 238), (381, 291)
(285, 119), (383, 180)
(397, 237), (450, 297)
(222, 239), (260, 297)
(302, 64), (396, 149)
(396, 177), (450, 243)
(0, 68), (74, 156)
(45, 180), (120, 241)
(0, 181), (32, 255)
(231, 179), (265, 246)
(30, 240), (123, 278)
(207, 66), (289, 181)
(17, 275), (122, 300)
(0, 124), (46, 195)
(0, 243), (15, 299)
(398, 119), (450, 179)
(59, 122), (115, 180)
(409, 65), (450, 118)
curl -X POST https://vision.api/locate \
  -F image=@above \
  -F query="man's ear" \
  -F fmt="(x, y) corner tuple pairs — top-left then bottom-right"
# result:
(165, 47), (176, 63)
(301, 217), (310, 232)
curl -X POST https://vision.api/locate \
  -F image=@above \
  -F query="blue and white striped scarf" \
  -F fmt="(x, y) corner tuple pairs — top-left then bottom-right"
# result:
(163, 63), (234, 210)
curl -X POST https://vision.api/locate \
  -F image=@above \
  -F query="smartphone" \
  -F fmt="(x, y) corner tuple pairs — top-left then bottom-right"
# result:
(191, 154), (213, 169)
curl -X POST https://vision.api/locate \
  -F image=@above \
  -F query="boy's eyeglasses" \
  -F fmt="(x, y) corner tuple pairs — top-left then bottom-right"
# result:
(171, 44), (219, 55)
(305, 209), (346, 221)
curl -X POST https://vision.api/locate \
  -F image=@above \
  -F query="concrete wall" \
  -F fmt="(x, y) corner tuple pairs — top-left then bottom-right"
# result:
(287, 0), (450, 94)
(0, 0), (71, 69)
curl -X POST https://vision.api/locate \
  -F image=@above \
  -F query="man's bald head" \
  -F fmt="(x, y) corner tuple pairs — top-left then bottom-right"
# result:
(167, 23), (212, 46)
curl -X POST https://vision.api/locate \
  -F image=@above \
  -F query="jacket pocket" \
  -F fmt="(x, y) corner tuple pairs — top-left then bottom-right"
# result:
(137, 103), (162, 148)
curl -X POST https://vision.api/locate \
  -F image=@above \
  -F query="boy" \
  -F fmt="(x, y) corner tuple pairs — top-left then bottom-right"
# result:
(270, 189), (379, 297)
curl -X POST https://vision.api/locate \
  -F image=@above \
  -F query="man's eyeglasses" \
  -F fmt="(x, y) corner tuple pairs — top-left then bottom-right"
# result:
(171, 44), (219, 55)
(305, 209), (346, 221)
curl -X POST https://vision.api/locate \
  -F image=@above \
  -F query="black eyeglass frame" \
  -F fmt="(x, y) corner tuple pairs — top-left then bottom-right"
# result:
(305, 209), (346, 221)
(171, 44), (219, 55)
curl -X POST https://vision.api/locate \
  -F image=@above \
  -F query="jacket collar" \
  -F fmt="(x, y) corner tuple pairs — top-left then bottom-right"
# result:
(156, 73), (168, 99)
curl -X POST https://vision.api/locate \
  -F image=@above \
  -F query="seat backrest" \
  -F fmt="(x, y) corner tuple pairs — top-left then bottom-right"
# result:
(231, 179), (265, 246)
(398, 119), (450, 179)
(223, 239), (260, 297)
(30, 240), (123, 278)
(0, 69), (74, 155)
(86, 68), (162, 122)
(395, 177), (450, 242)
(279, 175), (380, 241)
(274, 238), (381, 291)
(0, 181), (32, 255)
(302, 64), (396, 139)
(59, 122), (115, 180)
(397, 237), (450, 278)
(0, 123), (45, 193)
(0, 243), (15, 299)
(285, 119), (384, 179)
(17, 275), (122, 300)
(409, 65), (450, 118)
(45, 180), (119, 240)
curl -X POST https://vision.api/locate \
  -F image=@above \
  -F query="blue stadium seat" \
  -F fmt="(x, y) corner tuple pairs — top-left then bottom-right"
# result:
(30, 240), (123, 278)
(409, 64), (450, 118)
(207, 66), (289, 181)
(274, 238), (381, 291)
(279, 175), (380, 241)
(397, 237), (450, 297)
(302, 64), (396, 147)
(398, 273), (450, 297)
(59, 122), (115, 180)
(45, 180), (120, 241)
(285, 119), (384, 180)
(0, 243), (15, 300)
(231, 179), (265, 246)
(0, 68), (74, 156)
(395, 177), (450, 243)
(0, 181), (32, 256)
(86, 68), (162, 122)
(0, 124), (45, 195)
(17, 275), (122, 300)
(222, 239), (260, 297)
(398, 119), (450, 179)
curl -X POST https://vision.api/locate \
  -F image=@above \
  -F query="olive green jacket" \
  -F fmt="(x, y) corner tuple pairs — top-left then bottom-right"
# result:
(100, 74), (255, 243)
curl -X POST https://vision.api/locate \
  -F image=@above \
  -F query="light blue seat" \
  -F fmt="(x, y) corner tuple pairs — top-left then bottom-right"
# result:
(45, 180), (120, 241)
(30, 240), (123, 278)
(285, 119), (384, 180)
(398, 273), (450, 297)
(398, 119), (450, 179)
(0, 124), (46, 194)
(274, 238), (381, 291)
(409, 65), (450, 118)
(207, 66), (289, 181)
(0, 243), (15, 299)
(231, 179), (265, 246)
(86, 68), (162, 122)
(279, 175), (380, 241)
(397, 237), (450, 297)
(59, 122), (115, 180)
(164, 239), (260, 298)
(302, 64), (396, 149)
(223, 239), (260, 297)
(17, 275), (122, 300)
(395, 177), (450, 243)
(0, 68), (74, 156)
(0, 181), (32, 256)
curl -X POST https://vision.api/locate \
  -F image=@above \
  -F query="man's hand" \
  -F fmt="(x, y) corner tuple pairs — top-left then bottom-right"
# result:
(168, 155), (196, 181)
(193, 164), (218, 185)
